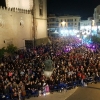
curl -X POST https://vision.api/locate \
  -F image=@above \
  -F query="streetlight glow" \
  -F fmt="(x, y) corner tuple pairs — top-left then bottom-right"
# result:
(83, 34), (87, 38)
(62, 21), (66, 27)
(77, 34), (80, 37)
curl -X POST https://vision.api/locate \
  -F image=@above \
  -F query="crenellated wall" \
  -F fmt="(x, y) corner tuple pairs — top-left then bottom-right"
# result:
(0, 0), (47, 49)
(0, 6), (32, 14)
(0, 6), (33, 49)
(6, 0), (33, 10)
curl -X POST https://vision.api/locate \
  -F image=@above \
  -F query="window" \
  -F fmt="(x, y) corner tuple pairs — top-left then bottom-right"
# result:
(39, 8), (43, 16)
(97, 16), (99, 19)
(55, 23), (59, 26)
(67, 19), (69, 22)
(71, 23), (73, 26)
(68, 23), (70, 26)
(56, 19), (59, 22)
(75, 19), (77, 21)
(20, 17), (24, 27)
(39, 0), (43, 16)
(75, 23), (77, 25)
(71, 19), (73, 22)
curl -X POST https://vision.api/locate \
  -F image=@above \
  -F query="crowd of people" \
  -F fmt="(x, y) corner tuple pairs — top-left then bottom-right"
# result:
(0, 36), (100, 100)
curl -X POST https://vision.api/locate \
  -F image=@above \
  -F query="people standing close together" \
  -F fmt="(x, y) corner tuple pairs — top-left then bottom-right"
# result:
(0, 36), (100, 100)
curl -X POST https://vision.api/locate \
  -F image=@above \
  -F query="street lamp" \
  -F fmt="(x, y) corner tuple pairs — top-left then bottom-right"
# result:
(62, 21), (66, 27)
(77, 34), (80, 37)
(60, 21), (68, 36)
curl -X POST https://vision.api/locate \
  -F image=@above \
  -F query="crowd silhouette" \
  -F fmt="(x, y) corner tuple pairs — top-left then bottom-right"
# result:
(0, 36), (100, 100)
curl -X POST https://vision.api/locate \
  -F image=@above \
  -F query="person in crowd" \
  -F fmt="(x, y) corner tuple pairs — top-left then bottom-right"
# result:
(0, 36), (100, 99)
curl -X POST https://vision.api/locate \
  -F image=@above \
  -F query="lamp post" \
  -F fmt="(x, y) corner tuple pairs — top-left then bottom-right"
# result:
(62, 21), (66, 28)
(60, 21), (66, 31)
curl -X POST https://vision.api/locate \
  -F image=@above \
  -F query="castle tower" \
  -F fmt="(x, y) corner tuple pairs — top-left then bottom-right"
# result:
(0, 0), (47, 48)
(32, 0), (47, 45)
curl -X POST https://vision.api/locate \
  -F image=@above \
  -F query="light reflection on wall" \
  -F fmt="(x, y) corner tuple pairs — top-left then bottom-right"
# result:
(6, 0), (33, 10)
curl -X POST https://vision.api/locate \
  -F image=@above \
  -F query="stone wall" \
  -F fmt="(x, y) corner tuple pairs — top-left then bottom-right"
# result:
(0, 7), (33, 49)
(34, 0), (47, 39)
(0, 0), (48, 49)
(0, 3), (47, 48)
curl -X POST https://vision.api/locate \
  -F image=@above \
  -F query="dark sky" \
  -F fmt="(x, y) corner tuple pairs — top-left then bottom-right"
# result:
(0, 0), (100, 20)
(0, 0), (6, 7)
(47, 0), (100, 19)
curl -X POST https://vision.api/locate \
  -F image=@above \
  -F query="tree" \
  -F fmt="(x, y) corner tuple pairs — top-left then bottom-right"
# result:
(6, 44), (17, 55)
(91, 35), (100, 44)
(0, 47), (6, 58)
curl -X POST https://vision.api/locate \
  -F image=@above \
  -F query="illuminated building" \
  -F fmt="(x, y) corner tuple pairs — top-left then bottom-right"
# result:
(47, 14), (81, 35)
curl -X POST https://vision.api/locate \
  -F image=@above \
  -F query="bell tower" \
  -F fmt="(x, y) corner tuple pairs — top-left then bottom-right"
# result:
(33, 0), (47, 40)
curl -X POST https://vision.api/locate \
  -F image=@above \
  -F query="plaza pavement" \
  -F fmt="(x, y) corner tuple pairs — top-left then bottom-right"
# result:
(26, 87), (78, 100)
(66, 83), (100, 100)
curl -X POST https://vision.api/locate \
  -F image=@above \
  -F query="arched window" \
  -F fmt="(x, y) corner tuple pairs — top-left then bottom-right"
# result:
(39, 0), (43, 16)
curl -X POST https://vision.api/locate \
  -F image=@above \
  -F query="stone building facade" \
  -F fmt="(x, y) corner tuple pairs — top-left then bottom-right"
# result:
(47, 14), (80, 34)
(0, 0), (47, 49)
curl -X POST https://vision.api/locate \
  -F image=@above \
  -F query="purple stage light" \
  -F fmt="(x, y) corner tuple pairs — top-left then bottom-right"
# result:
(87, 44), (90, 48)
(92, 45), (95, 49)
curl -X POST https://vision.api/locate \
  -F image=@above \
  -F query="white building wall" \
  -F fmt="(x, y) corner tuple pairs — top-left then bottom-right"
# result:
(80, 20), (92, 30)
(93, 5), (100, 25)
(58, 16), (80, 30)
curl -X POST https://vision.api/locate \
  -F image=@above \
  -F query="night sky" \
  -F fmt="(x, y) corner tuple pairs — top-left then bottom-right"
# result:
(0, 0), (100, 20)
(47, 0), (100, 19)
(0, 0), (6, 7)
